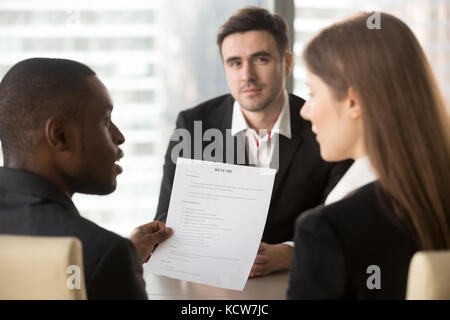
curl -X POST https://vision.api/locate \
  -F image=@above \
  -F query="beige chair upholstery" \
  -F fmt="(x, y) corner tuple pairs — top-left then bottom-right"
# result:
(0, 235), (87, 300)
(406, 250), (450, 300)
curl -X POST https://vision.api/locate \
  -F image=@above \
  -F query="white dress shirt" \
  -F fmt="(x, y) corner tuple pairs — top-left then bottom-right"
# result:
(231, 90), (291, 168)
(325, 156), (377, 205)
(231, 91), (294, 246)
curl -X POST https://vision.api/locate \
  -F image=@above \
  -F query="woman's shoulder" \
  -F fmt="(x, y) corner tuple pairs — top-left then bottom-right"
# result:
(296, 182), (392, 231)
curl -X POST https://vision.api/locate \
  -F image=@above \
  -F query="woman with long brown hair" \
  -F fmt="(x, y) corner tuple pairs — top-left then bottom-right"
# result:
(287, 12), (450, 299)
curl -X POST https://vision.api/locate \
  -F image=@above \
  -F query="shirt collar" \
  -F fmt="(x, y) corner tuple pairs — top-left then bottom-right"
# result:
(231, 90), (291, 139)
(324, 156), (377, 205)
(0, 167), (80, 216)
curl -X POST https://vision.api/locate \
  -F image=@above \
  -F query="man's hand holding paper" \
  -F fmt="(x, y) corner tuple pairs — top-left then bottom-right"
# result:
(147, 158), (276, 290)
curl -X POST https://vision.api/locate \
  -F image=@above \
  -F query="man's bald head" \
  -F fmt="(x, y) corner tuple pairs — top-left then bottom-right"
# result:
(0, 58), (95, 165)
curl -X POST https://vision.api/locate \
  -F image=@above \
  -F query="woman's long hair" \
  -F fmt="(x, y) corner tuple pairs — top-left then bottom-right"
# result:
(303, 12), (450, 249)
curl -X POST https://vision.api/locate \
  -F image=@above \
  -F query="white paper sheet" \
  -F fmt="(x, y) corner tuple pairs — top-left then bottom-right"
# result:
(147, 158), (276, 290)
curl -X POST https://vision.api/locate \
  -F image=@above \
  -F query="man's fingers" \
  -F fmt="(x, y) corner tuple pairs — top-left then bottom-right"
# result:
(141, 221), (167, 233)
(254, 255), (269, 264)
(251, 263), (265, 273)
(150, 227), (173, 244)
(258, 242), (267, 253)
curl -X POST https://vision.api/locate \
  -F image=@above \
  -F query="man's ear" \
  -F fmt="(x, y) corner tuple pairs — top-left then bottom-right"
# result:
(284, 51), (294, 77)
(346, 87), (362, 119)
(44, 117), (76, 152)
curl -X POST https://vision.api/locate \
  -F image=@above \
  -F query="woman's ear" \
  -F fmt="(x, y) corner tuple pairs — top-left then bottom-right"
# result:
(346, 87), (362, 119)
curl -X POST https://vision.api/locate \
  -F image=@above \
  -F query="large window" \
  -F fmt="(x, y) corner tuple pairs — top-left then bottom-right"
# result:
(293, 0), (450, 109)
(0, 0), (260, 237)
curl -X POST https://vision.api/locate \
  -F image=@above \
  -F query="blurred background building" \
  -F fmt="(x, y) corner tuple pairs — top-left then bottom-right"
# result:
(0, 0), (448, 236)
(293, 0), (450, 104)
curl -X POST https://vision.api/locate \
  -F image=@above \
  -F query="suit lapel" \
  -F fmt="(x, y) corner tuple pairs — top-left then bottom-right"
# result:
(270, 94), (306, 198)
(270, 134), (302, 198)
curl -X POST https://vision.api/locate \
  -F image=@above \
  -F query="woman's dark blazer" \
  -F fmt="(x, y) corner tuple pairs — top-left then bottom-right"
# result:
(287, 182), (417, 299)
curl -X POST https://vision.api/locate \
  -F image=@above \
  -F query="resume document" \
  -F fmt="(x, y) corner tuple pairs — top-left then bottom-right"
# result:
(147, 158), (276, 290)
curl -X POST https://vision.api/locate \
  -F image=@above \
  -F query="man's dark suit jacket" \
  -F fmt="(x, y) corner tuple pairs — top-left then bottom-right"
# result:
(155, 94), (352, 244)
(288, 182), (417, 299)
(0, 167), (147, 300)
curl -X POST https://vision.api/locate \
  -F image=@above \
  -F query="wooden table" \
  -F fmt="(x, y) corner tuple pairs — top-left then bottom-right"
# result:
(143, 265), (289, 300)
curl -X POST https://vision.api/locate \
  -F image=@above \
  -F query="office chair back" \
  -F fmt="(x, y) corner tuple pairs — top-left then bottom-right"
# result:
(406, 250), (450, 300)
(0, 235), (87, 300)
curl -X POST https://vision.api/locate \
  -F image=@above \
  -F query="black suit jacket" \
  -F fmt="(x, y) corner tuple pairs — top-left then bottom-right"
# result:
(0, 167), (147, 300)
(287, 182), (417, 299)
(155, 94), (352, 243)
